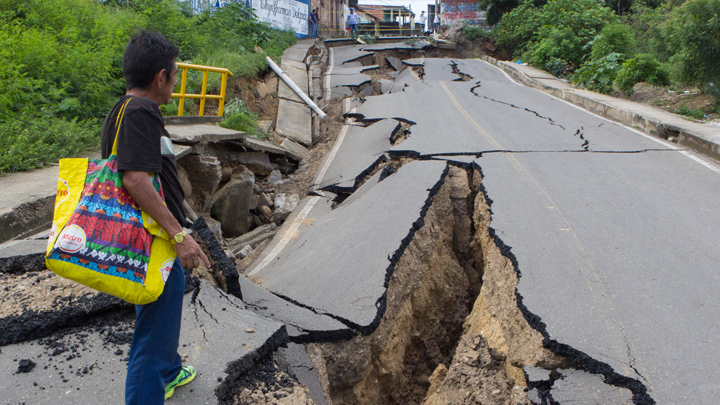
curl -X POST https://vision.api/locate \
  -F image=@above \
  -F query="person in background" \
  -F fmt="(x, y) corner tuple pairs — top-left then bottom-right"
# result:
(310, 8), (319, 39)
(410, 13), (415, 36)
(102, 30), (210, 405)
(346, 7), (359, 38)
(418, 11), (427, 34)
(433, 13), (441, 32)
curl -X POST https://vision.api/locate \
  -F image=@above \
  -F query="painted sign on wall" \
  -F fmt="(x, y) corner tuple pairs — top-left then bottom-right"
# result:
(250, 0), (310, 37)
(442, 2), (487, 27)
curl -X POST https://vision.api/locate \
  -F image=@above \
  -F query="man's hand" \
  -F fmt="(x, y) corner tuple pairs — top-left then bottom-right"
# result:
(174, 235), (210, 270)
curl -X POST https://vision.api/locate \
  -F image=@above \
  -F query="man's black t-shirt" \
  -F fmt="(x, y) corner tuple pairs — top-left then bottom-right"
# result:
(100, 95), (186, 226)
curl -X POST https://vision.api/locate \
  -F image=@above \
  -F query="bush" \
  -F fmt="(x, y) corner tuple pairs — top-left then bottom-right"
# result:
(220, 100), (261, 136)
(498, 0), (617, 68)
(674, 104), (706, 120)
(573, 52), (625, 93)
(463, 23), (494, 42)
(0, 115), (99, 174)
(590, 23), (635, 60)
(615, 53), (671, 94)
(523, 27), (585, 70)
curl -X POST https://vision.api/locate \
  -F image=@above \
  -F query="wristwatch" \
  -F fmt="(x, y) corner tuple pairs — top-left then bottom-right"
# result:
(171, 230), (187, 245)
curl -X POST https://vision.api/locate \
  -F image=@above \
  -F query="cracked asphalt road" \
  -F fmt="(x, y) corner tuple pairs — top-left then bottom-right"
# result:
(253, 47), (720, 403)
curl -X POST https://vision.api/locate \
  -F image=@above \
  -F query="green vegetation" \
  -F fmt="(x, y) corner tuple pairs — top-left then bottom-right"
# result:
(491, 0), (720, 105)
(220, 99), (265, 139)
(463, 22), (494, 42)
(674, 104), (707, 120)
(0, 0), (296, 174)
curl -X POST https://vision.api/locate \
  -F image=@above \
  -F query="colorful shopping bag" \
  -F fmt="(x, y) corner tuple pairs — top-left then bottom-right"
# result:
(45, 98), (177, 305)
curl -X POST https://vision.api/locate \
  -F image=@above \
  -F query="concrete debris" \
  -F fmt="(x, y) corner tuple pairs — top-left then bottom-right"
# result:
(236, 151), (275, 176)
(268, 169), (284, 184)
(229, 223), (278, 252)
(181, 154), (222, 213)
(210, 167), (255, 238)
(237, 245), (253, 259)
(273, 193), (299, 222)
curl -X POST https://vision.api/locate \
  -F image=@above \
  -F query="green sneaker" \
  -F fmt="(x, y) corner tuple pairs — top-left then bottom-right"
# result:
(164, 365), (196, 400)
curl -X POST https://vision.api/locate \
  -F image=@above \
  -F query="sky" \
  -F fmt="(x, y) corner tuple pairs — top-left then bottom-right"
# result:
(358, 0), (436, 13)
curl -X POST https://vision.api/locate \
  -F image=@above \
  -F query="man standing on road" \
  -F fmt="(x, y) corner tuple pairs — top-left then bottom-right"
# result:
(433, 13), (441, 32)
(346, 7), (360, 38)
(410, 13), (416, 36)
(310, 8), (319, 39)
(418, 11), (427, 34)
(100, 30), (210, 405)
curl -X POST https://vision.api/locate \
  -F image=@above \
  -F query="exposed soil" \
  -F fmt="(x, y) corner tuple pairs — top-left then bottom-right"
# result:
(625, 84), (717, 121)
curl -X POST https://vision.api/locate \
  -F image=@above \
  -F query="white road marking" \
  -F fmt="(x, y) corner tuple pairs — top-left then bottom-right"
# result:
(248, 196), (322, 276)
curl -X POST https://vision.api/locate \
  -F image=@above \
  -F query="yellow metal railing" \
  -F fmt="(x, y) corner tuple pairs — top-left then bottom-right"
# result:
(172, 62), (233, 116)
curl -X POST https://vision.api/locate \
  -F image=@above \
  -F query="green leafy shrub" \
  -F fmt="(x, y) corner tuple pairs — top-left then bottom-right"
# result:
(0, 115), (99, 174)
(220, 100), (260, 135)
(572, 52), (624, 93)
(498, 0), (617, 68)
(463, 23), (494, 42)
(590, 23), (635, 60)
(662, 0), (720, 94)
(523, 27), (585, 70)
(615, 53), (671, 94)
(674, 104), (706, 120)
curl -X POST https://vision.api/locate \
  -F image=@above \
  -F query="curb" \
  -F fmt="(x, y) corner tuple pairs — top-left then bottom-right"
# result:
(480, 56), (720, 163)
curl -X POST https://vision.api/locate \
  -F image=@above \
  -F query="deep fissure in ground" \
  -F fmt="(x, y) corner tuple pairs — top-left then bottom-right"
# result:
(305, 163), (566, 404)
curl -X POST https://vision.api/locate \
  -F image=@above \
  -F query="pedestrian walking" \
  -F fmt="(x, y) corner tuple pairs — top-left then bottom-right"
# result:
(310, 8), (319, 38)
(102, 30), (210, 405)
(346, 7), (359, 38)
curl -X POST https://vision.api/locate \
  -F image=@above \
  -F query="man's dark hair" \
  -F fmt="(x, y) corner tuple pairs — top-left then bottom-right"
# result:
(123, 31), (179, 90)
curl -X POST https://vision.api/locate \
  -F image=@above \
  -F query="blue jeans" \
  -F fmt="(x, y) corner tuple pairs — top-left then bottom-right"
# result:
(125, 260), (185, 405)
(311, 23), (318, 38)
(349, 23), (357, 37)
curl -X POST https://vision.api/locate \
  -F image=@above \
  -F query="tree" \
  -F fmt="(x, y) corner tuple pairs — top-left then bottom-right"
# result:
(663, 0), (720, 92)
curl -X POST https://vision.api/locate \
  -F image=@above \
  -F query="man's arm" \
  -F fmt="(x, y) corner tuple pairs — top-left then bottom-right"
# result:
(123, 170), (210, 270)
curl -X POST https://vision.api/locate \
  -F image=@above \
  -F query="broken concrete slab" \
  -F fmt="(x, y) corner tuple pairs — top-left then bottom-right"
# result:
(281, 42), (313, 64)
(235, 152), (274, 176)
(329, 46), (371, 66)
(385, 56), (402, 71)
(247, 161), (448, 328)
(237, 275), (349, 342)
(280, 138), (309, 160)
(166, 124), (245, 144)
(244, 136), (303, 162)
(317, 119), (395, 192)
(275, 100), (312, 146)
(172, 143), (192, 159)
(278, 59), (309, 103)
(544, 369), (633, 403)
